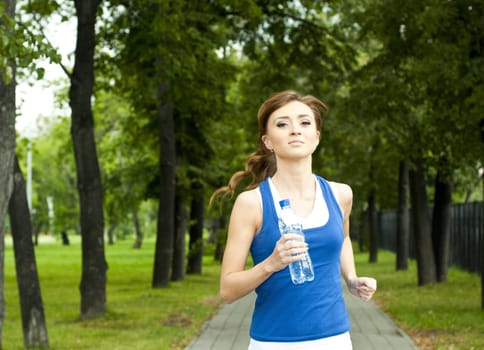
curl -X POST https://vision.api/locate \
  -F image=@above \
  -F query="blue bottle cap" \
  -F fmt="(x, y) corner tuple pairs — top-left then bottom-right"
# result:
(279, 199), (290, 209)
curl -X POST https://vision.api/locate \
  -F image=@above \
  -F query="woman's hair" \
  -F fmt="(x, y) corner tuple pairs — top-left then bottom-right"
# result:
(210, 90), (328, 203)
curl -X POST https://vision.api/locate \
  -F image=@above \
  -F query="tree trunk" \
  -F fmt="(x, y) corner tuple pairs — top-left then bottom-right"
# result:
(9, 156), (49, 348)
(152, 81), (175, 288)
(0, 232), (5, 350)
(187, 181), (205, 274)
(132, 209), (143, 249)
(479, 119), (484, 310)
(368, 191), (378, 263)
(70, 0), (107, 318)
(431, 170), (452, 283)
(61, 231), (70, 245)
(396, 161), (410, 271)
(409, 165), (436, 286)
(0, 0), (16, 342)
(358, 209), (367, 252)
(481, 178), (484, 310)
(207, 217), (218, 244)
(214, 216), (227, 262)
(481, 173), (484, 310)
(107, 222), (116, 245)
(172, 188), (187, 281)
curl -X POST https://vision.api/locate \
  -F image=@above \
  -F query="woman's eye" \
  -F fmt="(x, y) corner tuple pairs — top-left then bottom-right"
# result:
(301, 120), (312, 126)
(276, 122), (288, 128)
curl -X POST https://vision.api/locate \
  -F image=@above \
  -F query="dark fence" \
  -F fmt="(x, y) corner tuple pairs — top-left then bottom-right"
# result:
(378, 201), (483, 275)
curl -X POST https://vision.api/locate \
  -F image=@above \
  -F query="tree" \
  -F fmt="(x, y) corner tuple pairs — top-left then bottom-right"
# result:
(172, 188), (187, 281)
(343, 0), (484, 285)
(0, 1), (17, 345)
(409, 164), (437, 285)
(396, 161), (410, 270)
(8, 156), (48, 348)
(152, 79), (175, 287)
(368, 164), (378, 263)
(16, 116), (80, 241)
(69, 0), (107, 318)
(187, 180), (204, 274)
(93, 89), (148, 245)
(104, 0), (240, 285)
(1, 0), (66, 342)
(432, 169), (452, 282)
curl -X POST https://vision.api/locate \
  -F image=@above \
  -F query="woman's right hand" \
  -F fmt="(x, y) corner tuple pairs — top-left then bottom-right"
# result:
(265, 234), (308, 273)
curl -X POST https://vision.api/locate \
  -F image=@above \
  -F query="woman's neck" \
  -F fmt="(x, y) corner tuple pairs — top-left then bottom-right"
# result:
(271, 169), (316, 217)
(271, 159), (315, 201)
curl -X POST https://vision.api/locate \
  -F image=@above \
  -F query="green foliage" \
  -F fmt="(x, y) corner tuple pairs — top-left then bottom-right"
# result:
(11, 0), (481, 234)
(92, 0), (483, 223)
(16, 85), (160, 241)
(93, 88), (155, 235)
(17, 115), (80, 236)
(235, 1), (356, 98)
(1, 0), (64, 83)
(97, 0), (243, 204)
(0, 0), (15, 83)
(336, 0), (484, 211)
(22, 0), (61, 16)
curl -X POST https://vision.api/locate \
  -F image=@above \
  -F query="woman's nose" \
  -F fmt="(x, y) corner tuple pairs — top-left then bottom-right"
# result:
(290, 124), (302, 134)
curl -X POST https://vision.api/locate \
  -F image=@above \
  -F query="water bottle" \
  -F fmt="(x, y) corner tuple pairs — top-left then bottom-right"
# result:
(278, 199), (314, 285)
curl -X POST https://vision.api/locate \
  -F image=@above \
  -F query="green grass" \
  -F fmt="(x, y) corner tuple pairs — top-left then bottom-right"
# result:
(4, 238), (484, 350)
(3, 236), (222, 350)
(354, 250), (484, 350)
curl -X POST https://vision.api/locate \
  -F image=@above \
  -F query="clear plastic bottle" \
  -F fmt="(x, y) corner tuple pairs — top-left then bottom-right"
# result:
(278, 199), (315, 284)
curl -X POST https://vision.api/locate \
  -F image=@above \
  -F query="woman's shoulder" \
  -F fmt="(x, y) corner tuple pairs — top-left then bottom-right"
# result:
(232, 187), (261, 213)
(327, 181), (352, 197)
(327, 181), (353, 215)
(315, 175), (352, 197)
(231, 188), (263, 231)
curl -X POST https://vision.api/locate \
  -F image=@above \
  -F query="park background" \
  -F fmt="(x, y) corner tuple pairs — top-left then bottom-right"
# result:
(1, 1), (483, 349)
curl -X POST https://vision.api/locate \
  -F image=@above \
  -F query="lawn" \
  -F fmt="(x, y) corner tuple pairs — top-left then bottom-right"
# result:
(354, 250), (484, 350)
(3, 236), (222, 350)
(3, 237), (483, 350)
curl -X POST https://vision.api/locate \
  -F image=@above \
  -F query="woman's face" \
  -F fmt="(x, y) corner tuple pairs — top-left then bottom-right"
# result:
(261, 101), (320, 158)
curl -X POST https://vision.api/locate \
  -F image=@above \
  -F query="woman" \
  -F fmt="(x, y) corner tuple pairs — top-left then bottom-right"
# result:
(212, 90), (377, 350)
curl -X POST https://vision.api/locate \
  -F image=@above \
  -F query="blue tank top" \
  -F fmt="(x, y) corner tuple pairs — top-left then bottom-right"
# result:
(249, 176), (351, 342)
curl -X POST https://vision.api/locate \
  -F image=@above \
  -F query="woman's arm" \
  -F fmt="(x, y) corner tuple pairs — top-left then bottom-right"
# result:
(331, 182), (377, 301)
(220, 189), (308, 303)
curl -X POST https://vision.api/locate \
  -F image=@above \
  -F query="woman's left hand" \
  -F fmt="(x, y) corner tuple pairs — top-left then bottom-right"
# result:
(348, 277), (377, 301)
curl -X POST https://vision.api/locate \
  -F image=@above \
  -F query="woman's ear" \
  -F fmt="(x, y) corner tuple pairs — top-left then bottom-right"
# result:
(261, 135), (272, 151)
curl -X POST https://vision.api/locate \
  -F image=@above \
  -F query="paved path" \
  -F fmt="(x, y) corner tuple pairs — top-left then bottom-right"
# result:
(185, 289), (419, 350)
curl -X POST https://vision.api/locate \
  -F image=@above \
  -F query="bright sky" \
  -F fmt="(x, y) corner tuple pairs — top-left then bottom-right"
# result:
(16, 17), (76, 138)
